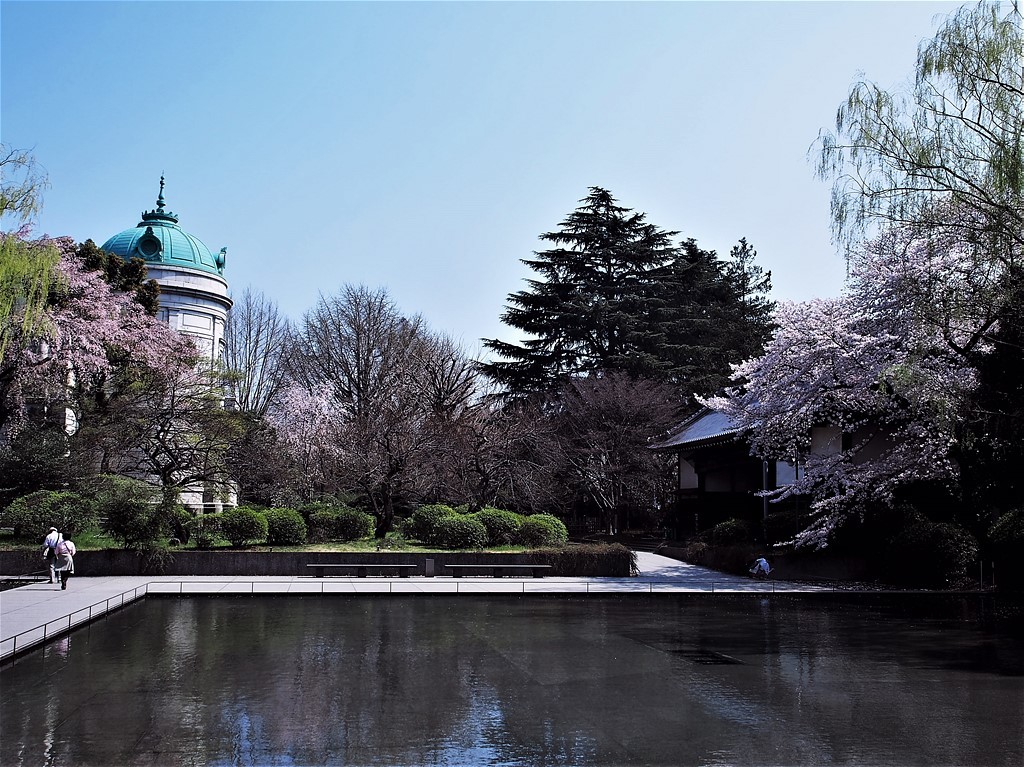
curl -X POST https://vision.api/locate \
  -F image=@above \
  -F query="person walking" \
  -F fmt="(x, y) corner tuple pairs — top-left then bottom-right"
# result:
(41, 527), (60, 583)
(53, 537), (76, 590)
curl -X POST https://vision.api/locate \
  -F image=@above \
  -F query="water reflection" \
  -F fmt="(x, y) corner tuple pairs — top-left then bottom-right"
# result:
(1, 595), (1022, 766)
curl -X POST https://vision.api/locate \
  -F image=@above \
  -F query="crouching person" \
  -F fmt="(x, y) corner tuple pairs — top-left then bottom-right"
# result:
(53, 538), (77, 590)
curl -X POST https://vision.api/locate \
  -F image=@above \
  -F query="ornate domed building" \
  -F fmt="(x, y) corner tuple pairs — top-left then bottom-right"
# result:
(101, 178), (235, 513)
(101, 177), (231, 361)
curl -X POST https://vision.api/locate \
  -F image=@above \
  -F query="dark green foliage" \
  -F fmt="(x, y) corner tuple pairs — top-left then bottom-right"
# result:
(76, 239), (160, 315)
(518, 514), (569, 546)
(263, 507), (307, 546)
(764, 510), (811, 545)
(481, 187), (774, 401)
(334, 507), (375, 541)
(308, 507), (374, 542)
(473, 507), (523, 545)
(701, 518), (754, 546)
(220, 506), (269, 546)
(432, 515), (489, 549)
(0, 425), (80, 510)
(405, 504), (456, 543)
(188, 513), (223, 549)
(306, 510), (337, 543)
(886, 521), (979, 588)
(92, 475), (170, 549)
(537, 543), (637, 576)
(0, 490), (96, 539)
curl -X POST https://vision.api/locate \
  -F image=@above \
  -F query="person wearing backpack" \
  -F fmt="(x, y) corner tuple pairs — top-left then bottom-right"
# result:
(53, 537), (76, 590)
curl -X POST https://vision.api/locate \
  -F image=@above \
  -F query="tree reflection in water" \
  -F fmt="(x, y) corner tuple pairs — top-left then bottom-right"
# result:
(1, 594), (1022, 767)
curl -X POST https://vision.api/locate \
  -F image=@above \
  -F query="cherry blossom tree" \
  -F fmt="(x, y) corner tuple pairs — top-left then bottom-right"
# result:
(1, 237), (193, 442)
(707, 223), (991, 546)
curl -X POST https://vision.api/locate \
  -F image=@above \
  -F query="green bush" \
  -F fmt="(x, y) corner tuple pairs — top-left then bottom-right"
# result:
(307, 509), (337, 543)
(518, 514), (568, 547)
(263, 507), (307, 546)
(432, 515), (489, 549)
(92, 476), (169, 549)
(0, 490), (96, 539)
(334, 507), (375, 541)
(308, 507), (375, 542)
(887, 520), (979, 588)
(703, 518), (754, 546)
(187, 513), (224, 549)
(473, 507), (523, 546)
(405, 504), (456, 543)
(221, 506), (269, 546)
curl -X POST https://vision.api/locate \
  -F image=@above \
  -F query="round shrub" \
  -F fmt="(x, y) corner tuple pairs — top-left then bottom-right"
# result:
(0, 490), (96, 539)
(703, 518), (754, 546)
(263, 507), (307, 546)
(887, 520), (979, 588)
(432, 515), (489, 549)
(518, 514), (568, 547)
(307, 509), (338, 543)
(473, 507), (523, 546)
(221, 506), (269, 546)
(187, 513), (224, 549)
(405, 504), (456, 543)
(92, 476), (168, 549)
(334, 507), (375, 541)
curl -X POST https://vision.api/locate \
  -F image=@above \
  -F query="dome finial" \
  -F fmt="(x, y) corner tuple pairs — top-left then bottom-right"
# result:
(157, 174), (166, 212)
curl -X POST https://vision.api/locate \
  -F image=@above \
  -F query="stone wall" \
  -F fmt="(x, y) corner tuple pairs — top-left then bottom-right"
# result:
(1, 550), (582, 577)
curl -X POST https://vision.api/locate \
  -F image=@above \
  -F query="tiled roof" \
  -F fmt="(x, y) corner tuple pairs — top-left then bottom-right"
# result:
(649, 409), (742, 450)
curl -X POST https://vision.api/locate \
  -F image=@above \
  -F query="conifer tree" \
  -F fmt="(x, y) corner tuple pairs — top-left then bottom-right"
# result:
(482, 188), (774, 403)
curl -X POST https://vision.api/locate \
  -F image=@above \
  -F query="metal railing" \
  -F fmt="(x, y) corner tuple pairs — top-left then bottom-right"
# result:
(0, 584), (149, 662)
(2, 576), (836, 662)
(141, 578), (800, 595)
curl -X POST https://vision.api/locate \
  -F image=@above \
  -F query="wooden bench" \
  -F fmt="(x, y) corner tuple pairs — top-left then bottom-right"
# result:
(443, 564), (552, 578)
(306, 563), (418, 578)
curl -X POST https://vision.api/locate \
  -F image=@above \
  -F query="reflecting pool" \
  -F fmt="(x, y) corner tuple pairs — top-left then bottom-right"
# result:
(2, 594), (1022, 766)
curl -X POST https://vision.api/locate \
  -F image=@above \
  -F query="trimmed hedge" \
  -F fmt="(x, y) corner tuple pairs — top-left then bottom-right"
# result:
(405, 504), (456, 543)
(432, 515), (489, 549)
(263, 508), (308, 546)
(518, 514), (568, 547)
(221, 506), (269, 546)
(0, 490), (96, 539)
(309, 507), (375, 542)
(473, 507), (523, 546)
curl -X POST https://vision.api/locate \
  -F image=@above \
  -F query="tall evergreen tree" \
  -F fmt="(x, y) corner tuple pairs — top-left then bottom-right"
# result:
(482, 187), (678, 393)
(482, 188), (775, 403)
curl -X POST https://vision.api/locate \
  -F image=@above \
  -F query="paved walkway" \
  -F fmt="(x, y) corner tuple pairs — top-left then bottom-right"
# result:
(1, 552), (824, 660)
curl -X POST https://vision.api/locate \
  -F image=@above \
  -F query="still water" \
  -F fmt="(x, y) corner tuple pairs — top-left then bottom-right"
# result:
(1, 594), (1022, 767)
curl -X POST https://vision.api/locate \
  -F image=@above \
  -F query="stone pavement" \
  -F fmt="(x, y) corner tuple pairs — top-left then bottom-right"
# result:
(1, 552), (825, 660)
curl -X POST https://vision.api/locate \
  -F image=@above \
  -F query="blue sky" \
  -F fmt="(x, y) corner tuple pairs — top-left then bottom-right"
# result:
(2, 0), (959, 355)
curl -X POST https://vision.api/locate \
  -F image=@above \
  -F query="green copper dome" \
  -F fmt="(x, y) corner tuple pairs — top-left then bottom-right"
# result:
(101, 177), (226, 275)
